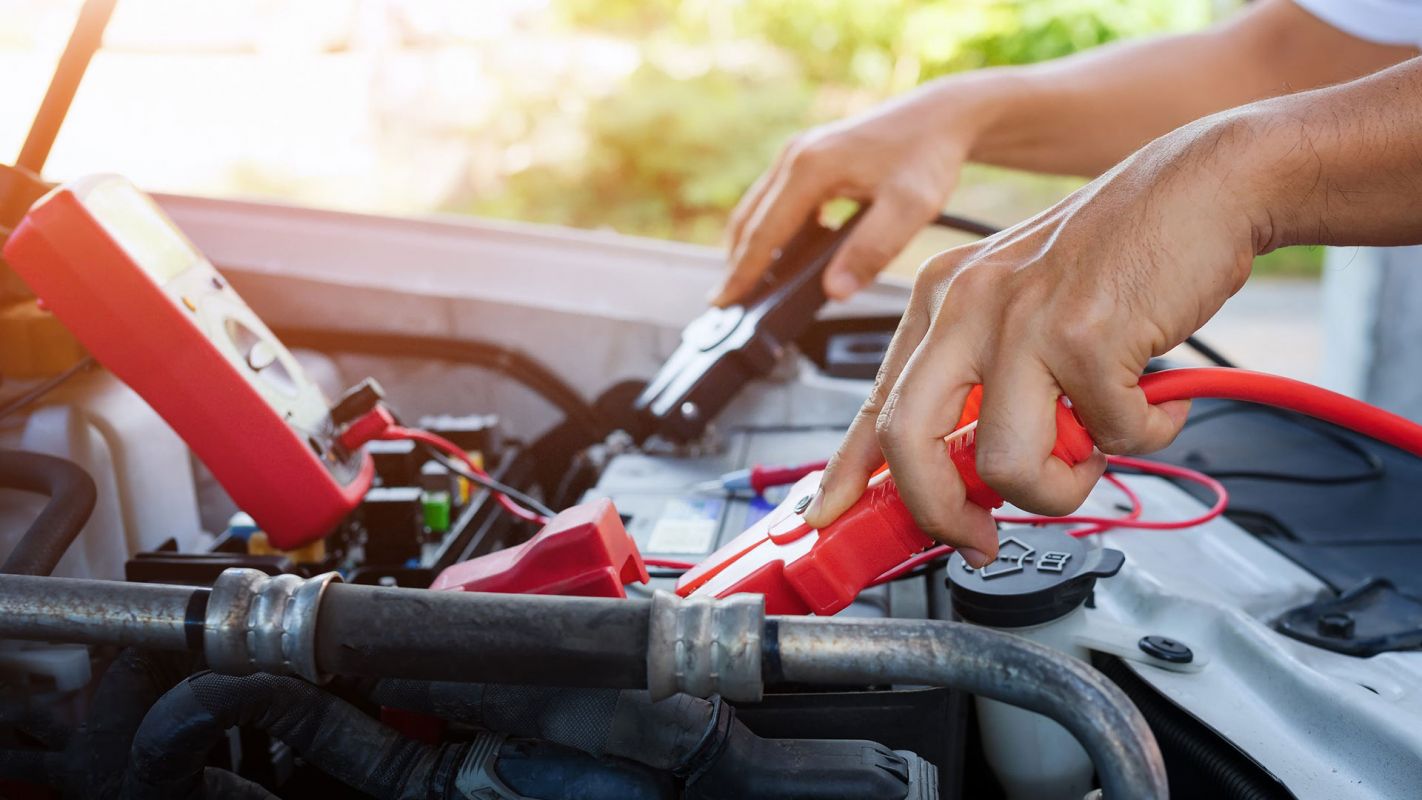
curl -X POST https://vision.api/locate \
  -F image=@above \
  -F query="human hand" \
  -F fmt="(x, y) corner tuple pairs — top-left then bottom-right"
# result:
(713, 79), (991, 307)
(802, 115), (1266, 565)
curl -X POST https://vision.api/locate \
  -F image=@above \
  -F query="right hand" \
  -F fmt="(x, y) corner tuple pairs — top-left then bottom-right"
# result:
(712, 79), (990, 307)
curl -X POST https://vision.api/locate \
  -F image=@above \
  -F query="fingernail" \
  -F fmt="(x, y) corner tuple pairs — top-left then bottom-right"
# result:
(825, 271), (862, 300)
(802, 487), (825, 521)
(958, 547), (992, 569)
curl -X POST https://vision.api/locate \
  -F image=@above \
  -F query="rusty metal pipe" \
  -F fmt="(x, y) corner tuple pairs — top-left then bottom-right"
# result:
(766, 616), (1168, 800)
(0, 574), (201, 650)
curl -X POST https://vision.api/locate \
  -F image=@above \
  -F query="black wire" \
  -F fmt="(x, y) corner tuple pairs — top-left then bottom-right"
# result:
(274, 328), (607, 444)
(421, 444), (558, 519)
(931, 212), (1004, 239)
(1181, 336), (1237, 368)
(0, 357), (95, 422)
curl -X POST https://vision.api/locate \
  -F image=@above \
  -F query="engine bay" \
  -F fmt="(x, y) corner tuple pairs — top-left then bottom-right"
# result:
(0, 172), (1420, 800)
(2, 15), (1422, 796)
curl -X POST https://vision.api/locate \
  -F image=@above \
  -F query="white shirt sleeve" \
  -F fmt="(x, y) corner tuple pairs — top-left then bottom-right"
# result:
(1292, 0), (1422, 48)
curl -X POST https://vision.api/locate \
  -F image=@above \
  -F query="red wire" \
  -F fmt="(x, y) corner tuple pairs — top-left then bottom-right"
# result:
(644, 557), (697, 570)
(867, 460), (1221, 586)
(1065, 471), (1142, 537)
(995, 455), (1226, 530)
(1139, 368), (1422, 457)
(866, 367), (1422, 582)
(381, 426), (549, 525)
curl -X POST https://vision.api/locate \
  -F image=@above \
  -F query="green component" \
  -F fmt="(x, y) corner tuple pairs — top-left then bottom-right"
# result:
(422, 490), (452, 534)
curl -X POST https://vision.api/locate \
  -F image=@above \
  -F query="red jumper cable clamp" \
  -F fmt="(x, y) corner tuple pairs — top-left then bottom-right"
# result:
(676, 390), (1093, 616)
(430, 498), (649, 598)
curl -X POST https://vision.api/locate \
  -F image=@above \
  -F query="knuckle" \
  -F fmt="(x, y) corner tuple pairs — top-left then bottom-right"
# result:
(914, 251), (962, 292)
(946, 261), (1001, 297)
(874, 402), (907, 455)
(1033, 488), (1086, 518)
(911, 511), (956, 544)
(886, 181), (941, 215)
(974, 445), (1032, 492)
(1069, 396), (1146, 455)
(786, 136), (831, 171)
(1086, 424), (1138, 455)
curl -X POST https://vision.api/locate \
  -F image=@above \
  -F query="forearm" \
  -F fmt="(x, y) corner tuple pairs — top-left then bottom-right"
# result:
(941, 0), (1414, 177)
(1228, 56), (1422, 251)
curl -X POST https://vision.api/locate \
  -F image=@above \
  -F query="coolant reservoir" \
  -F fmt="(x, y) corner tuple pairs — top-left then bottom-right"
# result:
(0, 370), (207, 579)
(947, 529), (1125, 800)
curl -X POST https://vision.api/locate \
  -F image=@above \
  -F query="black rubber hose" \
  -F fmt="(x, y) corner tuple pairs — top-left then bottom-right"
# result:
(370, 682), (916, 799)
(0, 748), (64, 786)
(314, 583), (651, 686)
(64, 648), (196, 799)
(369, 682), (714, 771)
(0, 450), (97, 576)
(124, 672), (467, 800)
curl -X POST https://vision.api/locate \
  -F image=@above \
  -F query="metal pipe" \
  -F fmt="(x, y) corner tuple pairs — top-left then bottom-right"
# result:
(0, 574), (202, 650)
(767, 616), (1168, 800)
(0, 570), (1164, 799)
(0, 450), (98, 576)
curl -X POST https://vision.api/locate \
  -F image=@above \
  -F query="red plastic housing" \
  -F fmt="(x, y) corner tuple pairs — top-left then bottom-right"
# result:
(676, 393), (1094, 615)
(430, 498), (649, 598)
(3, 175), (372, 547)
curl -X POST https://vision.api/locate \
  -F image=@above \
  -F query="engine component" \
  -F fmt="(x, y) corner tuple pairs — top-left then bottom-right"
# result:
(769, 614), (1167, 800)
(2, 174), (374, 548)
(586, 425), (895, 617)
(126, 671), (668, 800)
(370, 684), (937, 799)
(366, 439), (420, 487)
(629, 211), (864, 443)
(418, 412), (500, 454)
(0, 449), (97, 576)
(430, 498), (649, 598)
(0, 568), (1163, 797)
(360, 486), (425, 566)
(1274, 577), (1422, 657)
(946, 529), (1125, 629)
(946, 529), (1126, 800)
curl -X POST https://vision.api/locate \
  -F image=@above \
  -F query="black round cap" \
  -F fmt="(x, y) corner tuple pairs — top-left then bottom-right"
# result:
(947, 529), (1125, 628)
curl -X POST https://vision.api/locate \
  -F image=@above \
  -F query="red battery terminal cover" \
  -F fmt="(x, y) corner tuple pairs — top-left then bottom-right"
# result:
(430, 498), (649, 598)
(675, 387), (1094, 616)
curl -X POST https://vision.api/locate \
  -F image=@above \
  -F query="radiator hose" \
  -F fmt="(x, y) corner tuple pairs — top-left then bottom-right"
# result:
(0, 450), (97, 576)
(124, 672), (668, 800)
(370, 682), (925, 799)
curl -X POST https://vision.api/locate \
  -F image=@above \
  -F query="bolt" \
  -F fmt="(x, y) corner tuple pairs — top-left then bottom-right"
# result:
(1138, 635), (1193, 664)
(1317, 612), (1355, 639)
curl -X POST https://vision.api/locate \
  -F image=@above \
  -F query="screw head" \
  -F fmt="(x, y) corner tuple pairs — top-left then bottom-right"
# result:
(1139, 635), (1193, 664)
(1317, 612), (1355, 639)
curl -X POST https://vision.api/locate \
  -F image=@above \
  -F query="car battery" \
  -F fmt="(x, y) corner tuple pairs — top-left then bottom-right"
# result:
(583, 427), (894, 617)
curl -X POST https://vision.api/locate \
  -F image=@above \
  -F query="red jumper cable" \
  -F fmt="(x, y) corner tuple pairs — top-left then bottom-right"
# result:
(677, 367), (1422, 615)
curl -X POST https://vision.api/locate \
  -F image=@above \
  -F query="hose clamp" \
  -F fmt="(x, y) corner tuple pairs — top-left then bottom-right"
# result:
(647, 590), (764, 703)
(205, 568), (341, 683)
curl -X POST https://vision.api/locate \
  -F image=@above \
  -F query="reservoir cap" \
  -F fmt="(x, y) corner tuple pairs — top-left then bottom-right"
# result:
(947, 528), (1124, 628)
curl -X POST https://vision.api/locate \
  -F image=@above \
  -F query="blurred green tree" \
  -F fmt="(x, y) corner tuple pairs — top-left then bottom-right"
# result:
(462, 0), (1222, 256)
